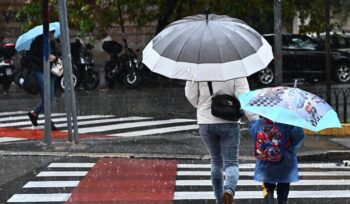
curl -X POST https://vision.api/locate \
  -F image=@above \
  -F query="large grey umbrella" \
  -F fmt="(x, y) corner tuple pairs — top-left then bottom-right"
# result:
(142, 14), (273, 81)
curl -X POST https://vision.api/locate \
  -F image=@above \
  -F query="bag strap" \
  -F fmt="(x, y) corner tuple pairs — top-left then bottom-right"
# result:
(208, 82), (213, 96)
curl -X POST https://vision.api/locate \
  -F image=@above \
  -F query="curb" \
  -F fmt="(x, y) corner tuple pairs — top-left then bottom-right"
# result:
(297, 150), (350, 162)
(0, 150), (210, 160)
(1, 150), (349, 162)
(304, 123), (350, 137)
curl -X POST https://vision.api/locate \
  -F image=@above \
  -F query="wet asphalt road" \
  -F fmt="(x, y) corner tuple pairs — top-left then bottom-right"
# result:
(0, 76), (194, 118)
(1, 78), (350, 203)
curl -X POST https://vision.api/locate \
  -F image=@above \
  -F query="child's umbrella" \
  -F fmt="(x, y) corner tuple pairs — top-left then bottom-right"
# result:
(238, 86), (341, 132)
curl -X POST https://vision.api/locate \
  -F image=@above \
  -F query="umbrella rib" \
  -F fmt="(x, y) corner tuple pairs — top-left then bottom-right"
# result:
(218, 23), (245, 61)
(196, 23), (206, 66)
(219, 22), (259, 55)
(174, 23), (202, 63)
(209, 23), (223, 62)
(168, 23), (202, 80)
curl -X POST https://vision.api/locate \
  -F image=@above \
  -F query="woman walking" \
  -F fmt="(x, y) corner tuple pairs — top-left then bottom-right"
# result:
(185, 77), (258, 204)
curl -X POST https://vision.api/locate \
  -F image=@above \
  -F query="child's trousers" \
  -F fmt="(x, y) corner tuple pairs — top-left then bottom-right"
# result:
(263, 182), (290, 201)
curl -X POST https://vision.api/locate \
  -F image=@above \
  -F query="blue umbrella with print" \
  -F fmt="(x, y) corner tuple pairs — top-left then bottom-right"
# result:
(238, 86), (341, 131)
(15, 22), (60, 52)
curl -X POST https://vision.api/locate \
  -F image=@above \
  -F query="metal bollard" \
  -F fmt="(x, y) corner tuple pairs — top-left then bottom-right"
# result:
(342, 88), (350, 123)
(333, 88), (341, 119)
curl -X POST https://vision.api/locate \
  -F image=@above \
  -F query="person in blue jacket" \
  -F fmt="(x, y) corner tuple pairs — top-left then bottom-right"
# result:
(249, 117), (305, 204)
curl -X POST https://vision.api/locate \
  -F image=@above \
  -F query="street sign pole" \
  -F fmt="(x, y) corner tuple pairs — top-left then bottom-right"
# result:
(58, 0), (79, 143)
(274, 0), (283, 85)
(42, 0), (52, 144)
(325, 0), (332, 104)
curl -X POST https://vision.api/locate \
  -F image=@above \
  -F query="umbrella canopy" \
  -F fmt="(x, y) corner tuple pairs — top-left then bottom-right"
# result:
(142, 14), (273, 81)
(15, 22), (60, 52)
(238, 86), (342, 132)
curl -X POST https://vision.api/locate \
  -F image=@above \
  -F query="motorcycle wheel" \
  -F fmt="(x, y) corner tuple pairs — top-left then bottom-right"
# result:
(123, 69), (142, 89)
(82, 69), (100, 90)
(60, 74), (77, 90)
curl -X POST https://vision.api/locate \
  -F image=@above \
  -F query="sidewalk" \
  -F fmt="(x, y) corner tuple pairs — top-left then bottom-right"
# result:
(0, 127), (349, 163)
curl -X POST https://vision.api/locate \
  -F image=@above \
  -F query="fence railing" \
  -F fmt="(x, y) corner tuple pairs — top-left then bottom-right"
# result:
(303, 86), (350, 123)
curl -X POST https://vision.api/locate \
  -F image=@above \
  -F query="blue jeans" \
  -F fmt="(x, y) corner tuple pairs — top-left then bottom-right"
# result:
(199, 123), (240, 204)
(33, 71), (55, 115)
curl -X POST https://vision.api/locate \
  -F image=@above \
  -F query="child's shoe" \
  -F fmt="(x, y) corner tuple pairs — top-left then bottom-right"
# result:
(264, 192), (275, 204)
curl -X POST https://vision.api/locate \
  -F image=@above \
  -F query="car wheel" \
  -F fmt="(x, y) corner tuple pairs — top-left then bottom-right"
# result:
(336, 62), (350, 83)
(258, 67), (274, 85)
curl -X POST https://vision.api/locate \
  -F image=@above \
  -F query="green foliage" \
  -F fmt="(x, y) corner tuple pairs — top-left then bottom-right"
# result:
(292, 0), (350, 35)
(15, 0), (350, 39)
(15, 0), (58, 32)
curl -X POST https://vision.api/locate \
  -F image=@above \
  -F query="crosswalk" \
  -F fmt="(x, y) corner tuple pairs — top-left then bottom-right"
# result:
(174, 162), (350, 203)
(0, 111), (198, 142)
(7, 162), (95, 203)
(5, 160), (350, 203)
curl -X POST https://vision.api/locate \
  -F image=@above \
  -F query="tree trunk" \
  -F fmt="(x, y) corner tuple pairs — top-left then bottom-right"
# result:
(155, 0), (179, 34)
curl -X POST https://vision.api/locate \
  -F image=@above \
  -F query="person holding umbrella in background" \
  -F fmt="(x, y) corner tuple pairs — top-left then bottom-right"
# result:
(27, 30), (59, 130)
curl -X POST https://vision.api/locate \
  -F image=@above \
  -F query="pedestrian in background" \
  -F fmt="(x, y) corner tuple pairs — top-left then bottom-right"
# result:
(249, 117), (305, 204)
(27, 31), (59, 131)
(185, 77), (258, 204)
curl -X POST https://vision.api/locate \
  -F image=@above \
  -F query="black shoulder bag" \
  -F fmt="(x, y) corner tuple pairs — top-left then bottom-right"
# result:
(208, 82), (244, 121)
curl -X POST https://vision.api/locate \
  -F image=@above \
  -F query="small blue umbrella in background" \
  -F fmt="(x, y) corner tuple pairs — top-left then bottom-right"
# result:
(238, 86), (342, 132)
(15, 22), (60, 52)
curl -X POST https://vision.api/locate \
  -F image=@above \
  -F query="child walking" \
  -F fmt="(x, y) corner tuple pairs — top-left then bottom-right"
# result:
(249, 117), (304, 204)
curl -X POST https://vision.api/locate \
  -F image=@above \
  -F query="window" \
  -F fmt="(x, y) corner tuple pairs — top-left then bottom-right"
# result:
(284, 36), (318, 50)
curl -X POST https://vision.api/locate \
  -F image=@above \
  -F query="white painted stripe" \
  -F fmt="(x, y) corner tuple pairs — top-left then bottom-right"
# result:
(56, 116), (151, 128)
(48, 163), (95, 168)
(0, 114), (117, 128)
(108, 124), (198, 137)
(23, 181), (79, 188)
(0, 113), (66, 122)
(176, 179), (350, 186)
(173, 190), (350, 200)
(177, 163), (349, 169)
(78, 118), (196, 134)
(0, 137), (26, 143)
(7, 193), (71, 202)
(36, 171), (87, 177)
(0, 111), (26, 116)
(177, 171), (350, 176)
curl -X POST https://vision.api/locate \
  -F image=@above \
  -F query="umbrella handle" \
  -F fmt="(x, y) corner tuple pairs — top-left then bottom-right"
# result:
(294, 79), (298, 88)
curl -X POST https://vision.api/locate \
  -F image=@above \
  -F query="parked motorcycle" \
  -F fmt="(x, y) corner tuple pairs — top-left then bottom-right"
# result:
(103, 39), (144, 88)
(58, 39), (100, 91)
(0, 43), (16, 92)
